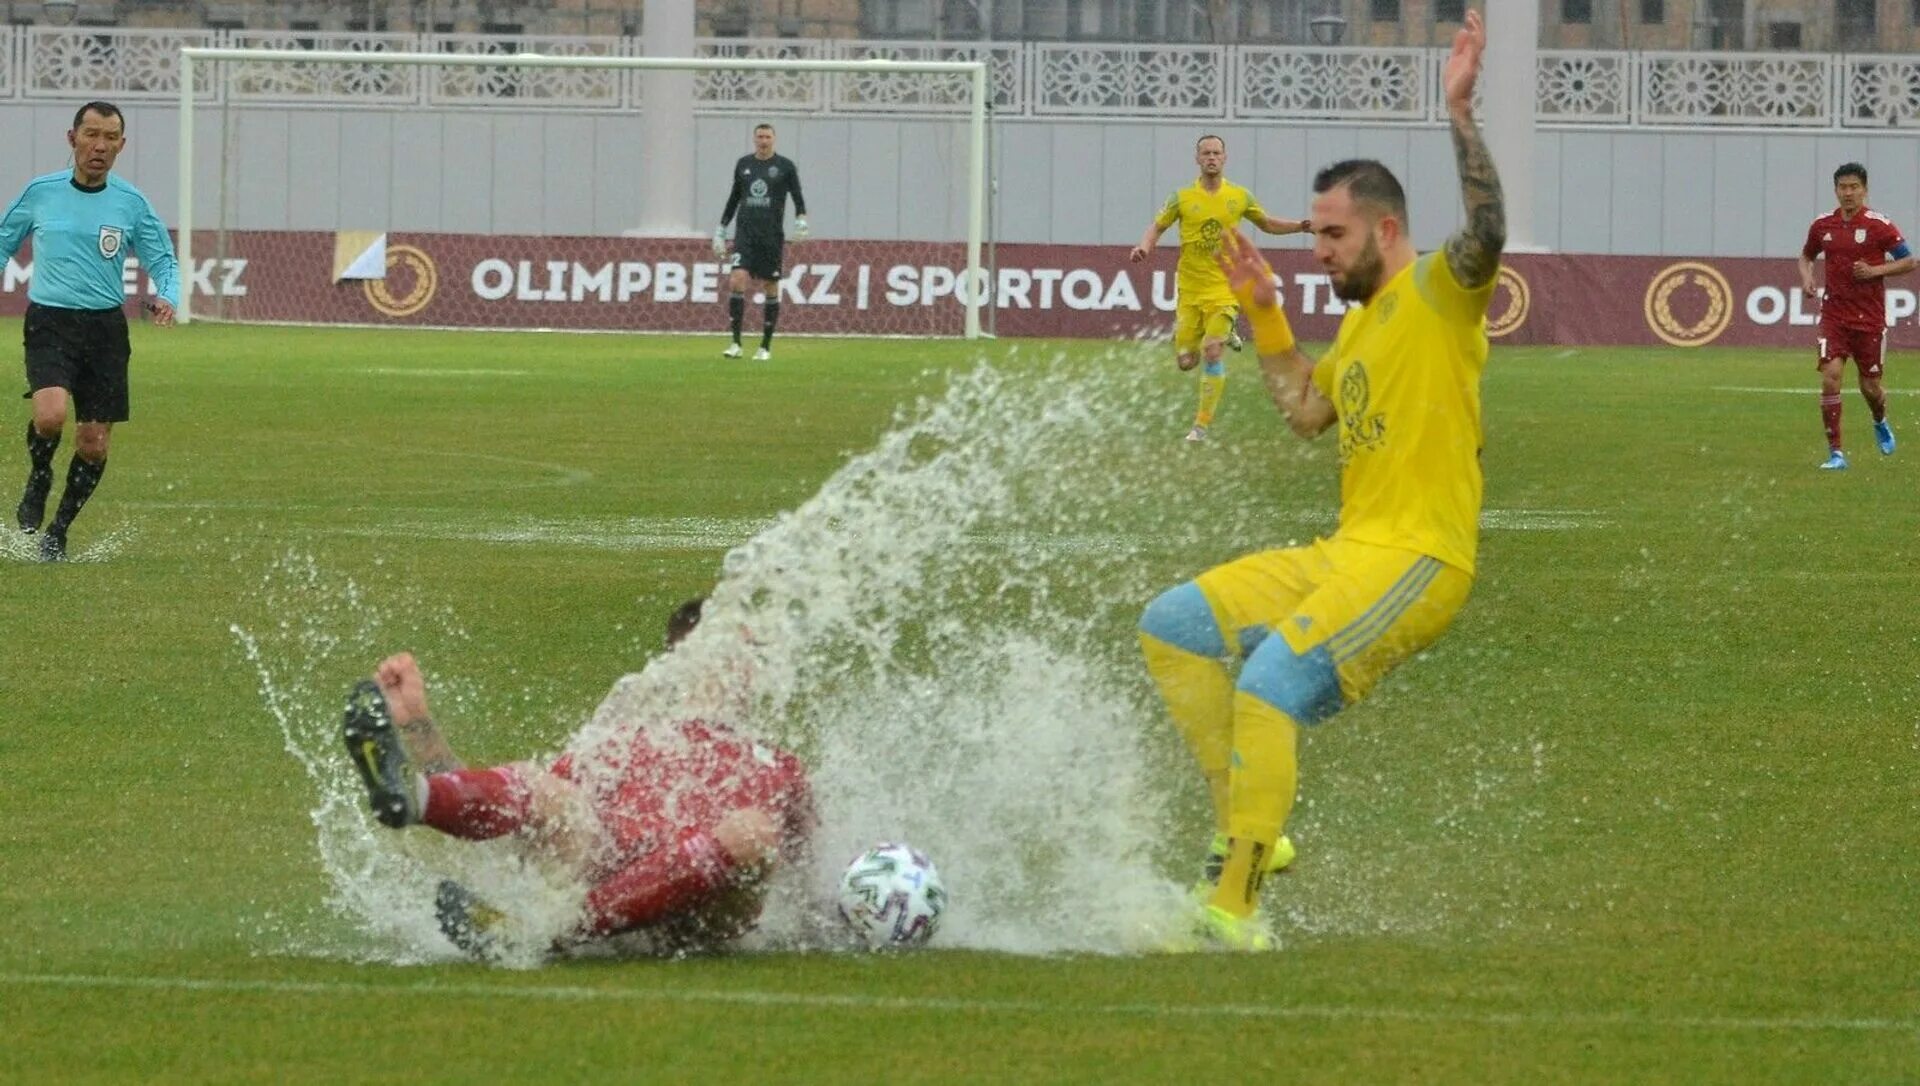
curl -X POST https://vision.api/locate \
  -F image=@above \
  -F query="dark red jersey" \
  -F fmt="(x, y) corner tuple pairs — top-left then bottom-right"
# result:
(1804, 207), (1910, 330)
(553, 718), (814, 871)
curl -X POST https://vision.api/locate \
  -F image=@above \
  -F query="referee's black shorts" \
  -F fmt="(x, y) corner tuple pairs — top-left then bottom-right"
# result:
(731, 233), (786, 283)
(22, 301), (131, 423)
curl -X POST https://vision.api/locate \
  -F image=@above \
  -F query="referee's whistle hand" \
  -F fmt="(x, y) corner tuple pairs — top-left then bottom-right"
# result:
(145, 299), (175, 327)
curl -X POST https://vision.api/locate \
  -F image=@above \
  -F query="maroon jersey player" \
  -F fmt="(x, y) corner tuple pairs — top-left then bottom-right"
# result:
(343, 601), (814, 960)
(1799, 162), (1917, 470)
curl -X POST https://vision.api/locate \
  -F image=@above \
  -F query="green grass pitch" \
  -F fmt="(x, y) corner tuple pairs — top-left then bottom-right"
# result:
(2, 321), (1916, 1083)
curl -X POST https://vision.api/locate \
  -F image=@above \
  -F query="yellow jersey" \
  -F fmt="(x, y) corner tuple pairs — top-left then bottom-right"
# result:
(1154, 179), (1267, 306)
(1310, 252), (1494, 574)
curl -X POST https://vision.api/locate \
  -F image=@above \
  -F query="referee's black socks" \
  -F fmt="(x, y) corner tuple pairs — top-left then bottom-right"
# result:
(728, 292), (746, 344)
(17, 421), (58, 531)
(24, 420), (57, 473)
(48, 454), (105, 538)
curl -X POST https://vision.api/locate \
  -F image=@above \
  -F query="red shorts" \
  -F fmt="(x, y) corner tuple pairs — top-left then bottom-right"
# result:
(1818, 323), (1887, 376)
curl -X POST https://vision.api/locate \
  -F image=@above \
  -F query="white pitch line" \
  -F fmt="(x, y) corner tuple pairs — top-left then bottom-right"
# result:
(2, 972), (1911, 1036)
(355, 367), (536, 378)
(1715, 386), (1920, 396)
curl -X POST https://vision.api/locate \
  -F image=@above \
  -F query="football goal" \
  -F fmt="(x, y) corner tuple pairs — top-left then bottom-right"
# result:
(175, 44), (992, 338)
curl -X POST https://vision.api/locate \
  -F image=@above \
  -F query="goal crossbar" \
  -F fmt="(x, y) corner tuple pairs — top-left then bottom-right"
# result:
(175, 47), (991, 336)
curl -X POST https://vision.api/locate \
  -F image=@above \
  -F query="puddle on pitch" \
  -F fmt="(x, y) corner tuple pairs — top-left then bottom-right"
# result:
(234, 348), (1540, 963)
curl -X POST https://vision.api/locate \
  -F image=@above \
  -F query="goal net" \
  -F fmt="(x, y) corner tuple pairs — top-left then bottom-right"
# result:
(176, 40), (994, 338)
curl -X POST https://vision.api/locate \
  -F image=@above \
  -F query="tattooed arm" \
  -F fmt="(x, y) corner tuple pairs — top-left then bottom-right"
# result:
(1443, 110), (1506, 290)
(1439, 9), (1506, 290)
(398, 716), (465, 774)
(375, 653), (467, 773)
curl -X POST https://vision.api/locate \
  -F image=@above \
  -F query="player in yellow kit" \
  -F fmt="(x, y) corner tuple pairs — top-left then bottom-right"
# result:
(1130, 135), (1310, 442)
(1138, 9), (1505, 951)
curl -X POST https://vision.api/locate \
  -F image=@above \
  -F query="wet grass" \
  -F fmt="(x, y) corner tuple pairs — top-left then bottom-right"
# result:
(3, 323), (1916, 1083)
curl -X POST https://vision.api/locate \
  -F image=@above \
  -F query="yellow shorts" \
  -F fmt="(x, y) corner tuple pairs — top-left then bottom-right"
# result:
(1195, 536), (1472, 717)
(1174, 299), (1239, 355)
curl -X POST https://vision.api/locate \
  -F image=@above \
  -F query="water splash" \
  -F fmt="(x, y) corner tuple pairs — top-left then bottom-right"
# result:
(582, 356), (1239, 953)
(232, 552), (580, 968)
(0, 521), (139, 563)
(237, 346), (1534, 961)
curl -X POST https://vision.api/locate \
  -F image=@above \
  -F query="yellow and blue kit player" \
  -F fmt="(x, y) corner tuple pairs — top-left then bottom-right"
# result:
(2, 101), (178, 561)
(1129, 134), (1309, 443)
(1139, 23), (1505, 952)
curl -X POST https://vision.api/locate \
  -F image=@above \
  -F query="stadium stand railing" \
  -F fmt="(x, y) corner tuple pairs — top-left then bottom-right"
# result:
(4, 26), (1918, 128)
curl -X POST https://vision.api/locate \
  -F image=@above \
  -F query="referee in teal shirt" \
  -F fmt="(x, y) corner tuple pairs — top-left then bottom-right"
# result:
(1, 101), (178, 561)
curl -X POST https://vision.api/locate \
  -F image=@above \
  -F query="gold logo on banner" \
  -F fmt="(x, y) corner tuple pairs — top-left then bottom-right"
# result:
(363, 244), (438, 318)
(1643, 261), (1733, 347)
(1485, 265), (1529, 339)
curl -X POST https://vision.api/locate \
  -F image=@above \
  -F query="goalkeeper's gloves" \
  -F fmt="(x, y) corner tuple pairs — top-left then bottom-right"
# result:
(711, 225), (728, 257)
(793, 216), (809, 241)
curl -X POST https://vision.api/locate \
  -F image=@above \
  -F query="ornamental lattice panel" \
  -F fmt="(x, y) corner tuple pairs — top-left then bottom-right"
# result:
(829, 39), (1023, 116)
(1238, 46), (1427, 121)
(1839, 55), (1920, 128)
(692, 37), (825, 113)
(221, 31), (426, 105)
(1638, 52), (1831, 126)
(425, 35), (629, 110)
(24, 27), (218, 102)
(1536, 50), (1630, 123)
(0, 27), (16, 101)
(1033, 43), (1224, 118)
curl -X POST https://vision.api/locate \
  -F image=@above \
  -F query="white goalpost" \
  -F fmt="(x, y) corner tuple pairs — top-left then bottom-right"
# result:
(175, 47), (991, 338)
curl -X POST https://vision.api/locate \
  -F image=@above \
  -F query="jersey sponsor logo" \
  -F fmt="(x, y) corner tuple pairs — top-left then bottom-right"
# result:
(1336, 360), (1388, 455)
(1486, 266), (1530, 339)
(98, 225), (122, 259)
(750, 179), (769, 199)
(1643, 261), (1733, 347)
(362, 244), (438, 318)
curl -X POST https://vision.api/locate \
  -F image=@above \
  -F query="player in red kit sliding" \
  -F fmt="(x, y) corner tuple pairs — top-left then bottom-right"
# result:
(342, 601), (814, 960)
(1799, 162), (1916, 470)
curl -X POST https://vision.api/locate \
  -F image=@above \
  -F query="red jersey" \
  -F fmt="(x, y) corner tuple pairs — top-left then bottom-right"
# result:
(1803, 207), (1908, 330)
(552, 718), (813, 871)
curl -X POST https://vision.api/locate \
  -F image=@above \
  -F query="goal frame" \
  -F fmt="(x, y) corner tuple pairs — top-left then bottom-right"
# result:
(175, 46), (990, 338)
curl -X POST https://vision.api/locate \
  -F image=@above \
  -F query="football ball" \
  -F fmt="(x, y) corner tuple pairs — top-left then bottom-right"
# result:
(836, 843), (946, 949)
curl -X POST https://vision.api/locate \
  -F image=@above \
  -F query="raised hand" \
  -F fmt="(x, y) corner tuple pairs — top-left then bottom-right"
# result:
(1443, 9), (1485, 117)
(1214, 231), (1278, 311)
(1439, 7), (1505, 289)
(375, 651), (433, 726)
